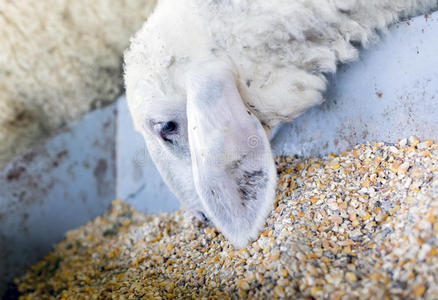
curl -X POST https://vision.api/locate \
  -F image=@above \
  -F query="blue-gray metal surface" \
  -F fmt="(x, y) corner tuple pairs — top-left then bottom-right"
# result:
(272, 12), (438, 156)
(0, 105), (116, 297)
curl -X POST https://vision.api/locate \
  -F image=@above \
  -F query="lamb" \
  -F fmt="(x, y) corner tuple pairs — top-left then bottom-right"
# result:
(124, 0), (438, 248)
(0, 0), (156, 166)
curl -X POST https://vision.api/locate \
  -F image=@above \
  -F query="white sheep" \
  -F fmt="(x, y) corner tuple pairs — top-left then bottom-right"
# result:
(0, 0), (156, 166)
(124, 0), (438, 248)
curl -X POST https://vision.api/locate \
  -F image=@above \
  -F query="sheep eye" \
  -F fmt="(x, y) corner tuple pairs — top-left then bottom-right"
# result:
(152, 121), (179, 143)
(161, 121), (178, 135)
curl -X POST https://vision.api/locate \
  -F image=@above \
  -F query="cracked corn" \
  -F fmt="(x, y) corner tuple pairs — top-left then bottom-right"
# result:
(15, 138), (438, 299)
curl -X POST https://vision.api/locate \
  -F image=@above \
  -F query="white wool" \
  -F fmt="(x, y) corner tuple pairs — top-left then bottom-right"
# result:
(125, 0), (437, 129)
(124, 0), (437, 247)
(0, 0), (156, 166)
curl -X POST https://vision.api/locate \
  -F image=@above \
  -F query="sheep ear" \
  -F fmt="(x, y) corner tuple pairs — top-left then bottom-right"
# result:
(185, 65), (277, 248)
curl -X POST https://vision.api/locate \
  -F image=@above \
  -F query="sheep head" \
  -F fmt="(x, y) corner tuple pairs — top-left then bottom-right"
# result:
(124, 7), (277, 248)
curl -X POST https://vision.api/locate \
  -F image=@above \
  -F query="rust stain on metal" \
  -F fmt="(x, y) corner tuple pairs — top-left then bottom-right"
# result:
(94, 159), (108, 196)
(57, 150), (69, 160)
(94, 159), (108, 179)
(6, 166), (26, 181)
(22, 152), (36, 164)
(52, 150), (69, 167)
(103, 120), (112, 129)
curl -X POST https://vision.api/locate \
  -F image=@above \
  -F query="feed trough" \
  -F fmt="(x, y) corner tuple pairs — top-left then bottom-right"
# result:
(1, 12), (437, 299)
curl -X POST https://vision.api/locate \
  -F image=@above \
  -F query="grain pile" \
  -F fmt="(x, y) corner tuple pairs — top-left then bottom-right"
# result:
(15, 137), (438, 299)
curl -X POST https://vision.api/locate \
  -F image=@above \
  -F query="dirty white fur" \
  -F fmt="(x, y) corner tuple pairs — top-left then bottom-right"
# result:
(0, 0), (156, 166)
(124, 0), (437, 247)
